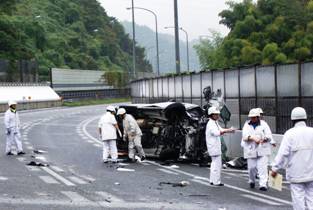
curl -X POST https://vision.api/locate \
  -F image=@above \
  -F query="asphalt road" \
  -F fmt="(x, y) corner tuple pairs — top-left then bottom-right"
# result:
(0, 104), (293, 210)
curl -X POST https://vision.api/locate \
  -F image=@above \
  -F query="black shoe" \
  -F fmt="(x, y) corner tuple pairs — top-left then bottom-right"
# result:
(6, 152), (14, 156)
(211, 183), (224, 186)
(250, 183), (255, 189)
(103, 160), (109, 163)
(17, 151), (25, 155)
(141, 156), (146, 161)
(259, 187), (268, 191)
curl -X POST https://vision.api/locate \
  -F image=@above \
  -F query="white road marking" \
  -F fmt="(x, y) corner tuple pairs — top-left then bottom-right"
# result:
(93, 144), (102, 148)
(96, 191), (125, 202)
(79, 175), (96, 182)
(24, 142), (29, 145)
(61, 191), (91, 202)
(81, 116), (102, 145)
(27, 146), (34, 150)
(25, 165), (41, 172)
(33, 156), (47, 162)
(50, 166), (64, 172)
(157, 168), (179, 175)
(87, 140), (94, 143)
(16, 157), (26, 162)
(241, 194), (282, 206)
(39, 176), (60, 184)
(68, 176), (88, 185)
(222, 168), (248, 173)
(0, 177), (8, 181)
(147, 161), (292, 206)
(41, 167), (75, 186)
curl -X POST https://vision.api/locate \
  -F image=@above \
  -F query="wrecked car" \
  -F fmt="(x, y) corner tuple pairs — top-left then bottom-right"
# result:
(117, 102), (209, 162)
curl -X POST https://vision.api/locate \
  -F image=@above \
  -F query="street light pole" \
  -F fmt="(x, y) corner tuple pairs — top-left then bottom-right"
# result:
(174, 0), (180, 74)
(131, 0), (136, 79)
(164, 26), (189, 72)
(179, 27), (189, 72)
(126, 7), (160, 76)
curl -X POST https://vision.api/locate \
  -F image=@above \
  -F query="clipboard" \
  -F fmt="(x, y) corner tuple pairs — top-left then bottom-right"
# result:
(268, 172), (283, 191)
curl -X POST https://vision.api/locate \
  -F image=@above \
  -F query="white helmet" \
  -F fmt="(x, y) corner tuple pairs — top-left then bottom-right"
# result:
(117, 108), (126, 115)
(8, 100), (17, 106)
(248, 108), (260, 117)
(106, 105), (116, 112)
(208, 106), (220, 115)
(256, 108), (263, 115)
(291, 107), (307, 120)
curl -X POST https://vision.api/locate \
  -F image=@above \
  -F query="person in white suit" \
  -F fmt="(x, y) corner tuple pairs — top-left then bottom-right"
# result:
(271, 107), (313, 210)
(241, 108), (273, 191)
(4, 100), (25, 155)
(256, 108), (276, 147)
(98, 105), (121, 163)
(117, 108), (146, 162)
(205, 106), (234, 186)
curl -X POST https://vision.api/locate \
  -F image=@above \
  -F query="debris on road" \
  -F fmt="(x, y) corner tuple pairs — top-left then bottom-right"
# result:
(117, 168), (135, 172)
(168, 165), (179, 169)
(159, 181), (190, 187)
(33, 150), (47, 154)
(226, 157), (247, 169)
(26, 161), (49, 167)
(114, 182), (120, 185)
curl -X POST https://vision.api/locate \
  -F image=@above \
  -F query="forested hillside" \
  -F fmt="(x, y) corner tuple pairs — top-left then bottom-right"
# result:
(123, 21), (200, 74)
(0, 0), (152, 80)
(195, 0), (313, 70)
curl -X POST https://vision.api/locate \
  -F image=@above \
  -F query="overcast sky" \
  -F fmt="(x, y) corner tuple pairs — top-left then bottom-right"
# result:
(99, 0), (241, 41)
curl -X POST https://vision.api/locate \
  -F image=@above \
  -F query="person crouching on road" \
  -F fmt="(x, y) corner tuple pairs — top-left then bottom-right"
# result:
(271, 107), (313, 210)
(206, 106), (234, 186)
(241, 108), (273, 191)
(98, 105), (122, 163)
(117, 108), (146, 162)
(4, 100), (25, 156)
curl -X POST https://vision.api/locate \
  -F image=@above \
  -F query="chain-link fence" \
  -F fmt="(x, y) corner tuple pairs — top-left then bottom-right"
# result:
(130, 61), (313, 134)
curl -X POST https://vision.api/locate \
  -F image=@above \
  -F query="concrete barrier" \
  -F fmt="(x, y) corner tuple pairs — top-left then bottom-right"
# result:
(0, 84), (61, 112)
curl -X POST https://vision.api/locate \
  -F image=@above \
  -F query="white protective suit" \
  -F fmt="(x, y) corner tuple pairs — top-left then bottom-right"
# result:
(272, 121), (313, 210)
(98, 112), (118, 162)
(241, 120), (273, 188)
(205, 118), (223, 185)
(123, 114), (145, 160)
(4, 108), (23, 154)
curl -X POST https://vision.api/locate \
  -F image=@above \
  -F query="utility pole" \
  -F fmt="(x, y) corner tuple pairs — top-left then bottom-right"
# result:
(131, 0), (136, 79)
(174, 0), (180, 74)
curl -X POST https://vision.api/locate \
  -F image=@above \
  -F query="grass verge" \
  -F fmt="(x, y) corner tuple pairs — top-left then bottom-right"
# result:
(62, 98), (130, 107)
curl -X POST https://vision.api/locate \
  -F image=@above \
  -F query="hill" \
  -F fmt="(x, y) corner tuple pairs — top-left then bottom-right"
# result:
(195, 0), (313, 69)
(122, 21), (200, 74)
(0, 0), (152, 81)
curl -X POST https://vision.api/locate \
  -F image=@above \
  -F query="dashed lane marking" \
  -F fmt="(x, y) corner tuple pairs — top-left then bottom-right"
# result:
(68, 176), (88, 185)
(241, 194), (282, 206)
(0, 177), (8, 181)
(41, 167), (75, 186)
(16, 157), (26, 162)
(147, 161), (292, 206)
(27, 146), (34, 150)
(25, 165), (41, 172)
(157, 168), (179, 175)
(50, 166), (64, 172)
(39, 176), (60, 184)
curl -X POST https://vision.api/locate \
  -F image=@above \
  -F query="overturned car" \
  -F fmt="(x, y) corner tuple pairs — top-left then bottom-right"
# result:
(117, 102), (209, 161)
